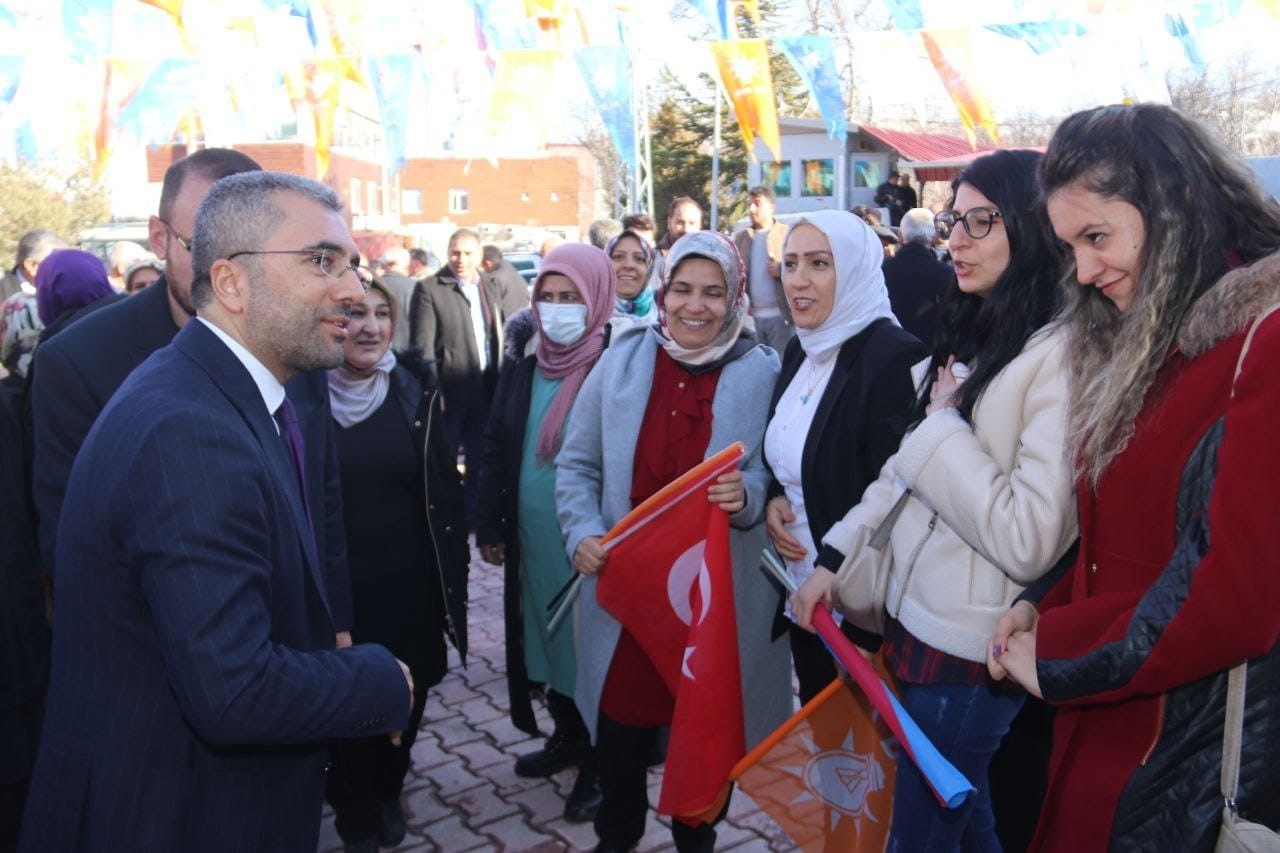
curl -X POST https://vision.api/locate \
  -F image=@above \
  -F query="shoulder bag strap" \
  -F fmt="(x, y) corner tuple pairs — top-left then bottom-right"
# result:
(1219, 301), (1280, 812)
(1220, 663), (1246, 811)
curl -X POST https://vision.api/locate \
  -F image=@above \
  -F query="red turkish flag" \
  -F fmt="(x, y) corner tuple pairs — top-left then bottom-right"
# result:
(596, 443), (747, 823)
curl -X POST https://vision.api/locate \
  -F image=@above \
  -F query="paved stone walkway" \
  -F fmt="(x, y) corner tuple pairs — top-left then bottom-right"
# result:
(319, 540), (798, 852)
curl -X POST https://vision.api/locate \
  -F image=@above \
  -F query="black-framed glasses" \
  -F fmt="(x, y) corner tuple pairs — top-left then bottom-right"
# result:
(226, 248), (371, 292)
(158, 219), (192, 253)
(934, 207), (1003, 240)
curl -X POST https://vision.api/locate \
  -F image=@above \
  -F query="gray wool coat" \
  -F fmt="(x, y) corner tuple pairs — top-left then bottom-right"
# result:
(555, 324), (793, 748)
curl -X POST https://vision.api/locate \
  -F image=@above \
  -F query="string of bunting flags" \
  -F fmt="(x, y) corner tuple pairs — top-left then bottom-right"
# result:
(0, 0), (1269, 179)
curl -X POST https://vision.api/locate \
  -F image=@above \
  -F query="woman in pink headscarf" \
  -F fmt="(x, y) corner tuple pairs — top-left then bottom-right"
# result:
(475, 243), (617, 824)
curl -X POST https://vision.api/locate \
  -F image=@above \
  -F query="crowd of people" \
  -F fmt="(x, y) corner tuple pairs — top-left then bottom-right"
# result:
(1, 101), (1278, 853)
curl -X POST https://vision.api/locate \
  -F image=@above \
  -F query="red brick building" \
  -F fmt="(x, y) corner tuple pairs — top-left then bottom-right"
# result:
(144, 141), (600, 251)
(144, 142), (397, 233)
(399, 144), (598, 240)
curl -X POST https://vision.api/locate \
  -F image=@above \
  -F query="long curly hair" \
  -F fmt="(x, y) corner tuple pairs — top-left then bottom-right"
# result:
(911, 149), (1063, 425)
(1039, 104), (1280, 487)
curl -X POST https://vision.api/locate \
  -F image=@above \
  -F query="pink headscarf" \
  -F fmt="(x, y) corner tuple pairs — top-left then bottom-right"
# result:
(532, 243), (617, 462)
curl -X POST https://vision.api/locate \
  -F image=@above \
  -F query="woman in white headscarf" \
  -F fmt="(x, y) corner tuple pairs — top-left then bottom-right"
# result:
(762, 210), (928, 703)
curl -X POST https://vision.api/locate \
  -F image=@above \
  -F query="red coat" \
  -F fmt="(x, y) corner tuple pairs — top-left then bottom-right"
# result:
(1032, 257), (1280, 850)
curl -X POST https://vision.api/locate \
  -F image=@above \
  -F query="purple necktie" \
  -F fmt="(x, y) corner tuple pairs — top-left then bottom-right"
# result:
(274, 399), (317, 550)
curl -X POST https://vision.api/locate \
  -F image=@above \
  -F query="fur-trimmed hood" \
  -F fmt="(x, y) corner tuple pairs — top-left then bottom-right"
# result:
(390, 347), (438, 387)
(503, 306), (538, 361)
(1178, 250), (1280, 358)
(392, 346), (432, 375)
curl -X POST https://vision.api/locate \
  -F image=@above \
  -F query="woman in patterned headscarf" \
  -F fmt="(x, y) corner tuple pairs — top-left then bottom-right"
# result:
(605, 228), (659, 325)
(556, 230), (791, 852)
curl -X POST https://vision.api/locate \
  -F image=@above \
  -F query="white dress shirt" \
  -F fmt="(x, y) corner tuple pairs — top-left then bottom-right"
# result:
(457, 275), (488, 372)
(197, 317), (286, 431)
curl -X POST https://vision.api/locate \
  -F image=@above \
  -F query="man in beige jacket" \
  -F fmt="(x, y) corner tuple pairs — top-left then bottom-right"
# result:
(733, 185), (792, 352)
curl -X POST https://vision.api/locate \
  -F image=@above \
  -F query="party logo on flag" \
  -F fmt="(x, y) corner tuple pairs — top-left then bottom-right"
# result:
(709, 38), (781, 160)
(734, 677), (897, 851)
(802, 737), (886, 819)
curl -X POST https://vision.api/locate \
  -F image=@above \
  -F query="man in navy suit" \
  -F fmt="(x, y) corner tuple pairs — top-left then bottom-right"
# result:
(28, 148), (356, 643)
(20, 172), (413, 852)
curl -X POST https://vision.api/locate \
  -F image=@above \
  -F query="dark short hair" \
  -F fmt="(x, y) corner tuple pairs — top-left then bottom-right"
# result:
(481, 244), (503, 265)
(409, 247), (429, 266)
(850, 205), (882, 226)
(747, 185), (775, 203)
(889, 170), (901, 179)
(158, 148), (261, 222)
(622, 213), (655, 232)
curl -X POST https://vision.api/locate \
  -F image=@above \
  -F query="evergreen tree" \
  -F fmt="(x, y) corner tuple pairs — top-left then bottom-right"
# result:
(649, 0), (811, 232)
(0, 164), (109, 269)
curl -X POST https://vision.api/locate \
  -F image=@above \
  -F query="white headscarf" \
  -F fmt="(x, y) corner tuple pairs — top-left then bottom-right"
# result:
(790, 210), (898, 362)
(329, 348), (397, 429)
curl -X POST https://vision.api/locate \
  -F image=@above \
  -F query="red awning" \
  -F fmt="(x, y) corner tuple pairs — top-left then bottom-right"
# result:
(859, 125), (996, 182)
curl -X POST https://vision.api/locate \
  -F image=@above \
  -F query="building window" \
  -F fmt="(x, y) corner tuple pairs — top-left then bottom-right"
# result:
(367, 182), (380, 215)
(402, 189), (422, 214)
(448, 189), (469, 214)
(549, 191), (559, 202)
(349, 178), (363, 213)
(853, 159), (883, 189)
(801, 159), (835, 197)
(762, 161), (793, 197)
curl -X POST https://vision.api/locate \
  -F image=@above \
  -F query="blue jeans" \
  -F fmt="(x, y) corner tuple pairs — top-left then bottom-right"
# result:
(887, 681), (1025, 853)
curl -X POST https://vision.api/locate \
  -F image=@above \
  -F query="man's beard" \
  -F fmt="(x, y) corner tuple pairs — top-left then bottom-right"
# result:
(247, 293), (350, 376)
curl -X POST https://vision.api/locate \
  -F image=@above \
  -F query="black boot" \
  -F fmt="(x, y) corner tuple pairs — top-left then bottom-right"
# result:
(514, 690), (589, 778)
(377, 799), (406, 847)
(564, 750), (603, 823)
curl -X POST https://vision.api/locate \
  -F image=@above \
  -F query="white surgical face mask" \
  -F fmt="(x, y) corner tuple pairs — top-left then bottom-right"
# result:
(536, 302), (589, 346)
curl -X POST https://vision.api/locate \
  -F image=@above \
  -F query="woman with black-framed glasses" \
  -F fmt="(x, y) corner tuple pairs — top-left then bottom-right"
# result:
(793, 149), (1077, 850)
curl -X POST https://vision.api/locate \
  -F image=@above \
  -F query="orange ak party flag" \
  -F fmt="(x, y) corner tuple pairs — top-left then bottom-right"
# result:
(920, 28), (1000, 149)
(709, 39), (782, 160)
(732, 675), (898, 852)
(595, 443), (747, 824)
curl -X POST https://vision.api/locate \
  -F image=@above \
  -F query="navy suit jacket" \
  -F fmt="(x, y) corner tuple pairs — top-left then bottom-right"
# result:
(28, 277), (354, 627)
(881, 242), (952, 349)
(19, 320), (409, 852)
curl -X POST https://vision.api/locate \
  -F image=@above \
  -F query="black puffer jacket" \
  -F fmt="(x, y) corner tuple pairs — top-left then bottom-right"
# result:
(475, 309), (543, 735)
(1100, 420), (1280, 850)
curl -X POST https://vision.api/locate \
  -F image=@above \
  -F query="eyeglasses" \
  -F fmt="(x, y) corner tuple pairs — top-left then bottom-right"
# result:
(159, 219), (192, 253)
(934, 207), (1004, 240)
(226, 248), (371, 292)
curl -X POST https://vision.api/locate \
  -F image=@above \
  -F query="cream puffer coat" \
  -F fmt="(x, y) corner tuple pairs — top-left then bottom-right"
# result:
(821, 322), (1077, 663)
